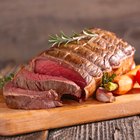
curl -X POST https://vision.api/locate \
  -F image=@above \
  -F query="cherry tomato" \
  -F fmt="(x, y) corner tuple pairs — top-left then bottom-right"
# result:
(135, 68), (140, 85)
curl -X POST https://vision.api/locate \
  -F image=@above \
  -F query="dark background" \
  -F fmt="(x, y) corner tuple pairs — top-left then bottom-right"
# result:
(0, 0), (140, 64)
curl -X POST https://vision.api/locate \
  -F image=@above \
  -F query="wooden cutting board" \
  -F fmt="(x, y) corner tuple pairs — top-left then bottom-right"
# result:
(0, 84), (140, 136)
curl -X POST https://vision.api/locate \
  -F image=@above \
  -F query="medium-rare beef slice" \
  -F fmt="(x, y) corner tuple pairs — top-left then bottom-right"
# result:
(13, 69), (82, 99)
(32, 56), (93, 86)
(33, 58), (86, 89)
(3, 82), (62, 109)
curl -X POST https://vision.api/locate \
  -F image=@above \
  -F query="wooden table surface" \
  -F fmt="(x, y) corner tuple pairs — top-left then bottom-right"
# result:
(0, 63), (140, 140)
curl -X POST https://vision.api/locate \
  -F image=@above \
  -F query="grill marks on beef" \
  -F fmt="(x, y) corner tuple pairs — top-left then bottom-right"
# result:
(14, 69), (82, 99)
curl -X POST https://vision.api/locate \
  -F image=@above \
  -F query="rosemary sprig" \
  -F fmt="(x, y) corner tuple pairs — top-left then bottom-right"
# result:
(48, 29), (98, 46)
(0, 73), (14, 89)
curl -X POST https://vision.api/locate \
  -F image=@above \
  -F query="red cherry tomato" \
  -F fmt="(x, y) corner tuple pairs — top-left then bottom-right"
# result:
(135, 68), (140, 85)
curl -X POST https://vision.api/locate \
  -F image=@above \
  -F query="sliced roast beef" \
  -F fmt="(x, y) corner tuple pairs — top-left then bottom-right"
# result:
(31, 56), (93, 86)
(3, 28), (135, 109)
(34, 58), (86, 89)
(13, 69), (82, 99)
(3, 82), (62, 109)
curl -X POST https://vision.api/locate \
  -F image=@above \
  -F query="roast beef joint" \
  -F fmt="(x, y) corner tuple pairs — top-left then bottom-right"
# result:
(3, 28), (135, 109)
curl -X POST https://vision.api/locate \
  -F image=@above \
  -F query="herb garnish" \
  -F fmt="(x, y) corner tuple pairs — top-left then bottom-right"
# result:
(101, 73), (118, 91)
(48, 29), (98, 46)
(0, 73), (14, 89)
(101, 73), (116, 86)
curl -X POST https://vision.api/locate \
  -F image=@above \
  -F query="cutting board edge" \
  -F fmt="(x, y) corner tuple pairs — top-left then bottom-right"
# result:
(0, 113), (140, 136)
(0, 98), (140, 136)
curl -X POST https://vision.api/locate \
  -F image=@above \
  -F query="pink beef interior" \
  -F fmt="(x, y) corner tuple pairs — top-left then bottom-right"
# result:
(14, 69), (82, 99)
(34, 59), (86, 89)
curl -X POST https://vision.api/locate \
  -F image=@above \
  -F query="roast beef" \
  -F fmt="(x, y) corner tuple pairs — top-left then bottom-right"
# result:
(13, 69), (81, 99)
(3, 82), (63, 109)
(33, 58), (86, 89)
(3, 69), (81, 109)
(31, 28), (135, 98)
(3, 28), (135, 109)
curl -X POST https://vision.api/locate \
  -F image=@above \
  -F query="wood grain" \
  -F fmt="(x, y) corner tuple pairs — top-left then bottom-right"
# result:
(48, 116), (140, 140)
(0, 85), (140, 136)
(0, 131), (48, 140)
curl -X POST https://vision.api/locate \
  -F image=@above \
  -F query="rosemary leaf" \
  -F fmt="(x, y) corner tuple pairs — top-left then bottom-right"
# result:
(60, 31), (69, 39)
(72, 31), (79, 37)
(83, 29), (92, 36)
